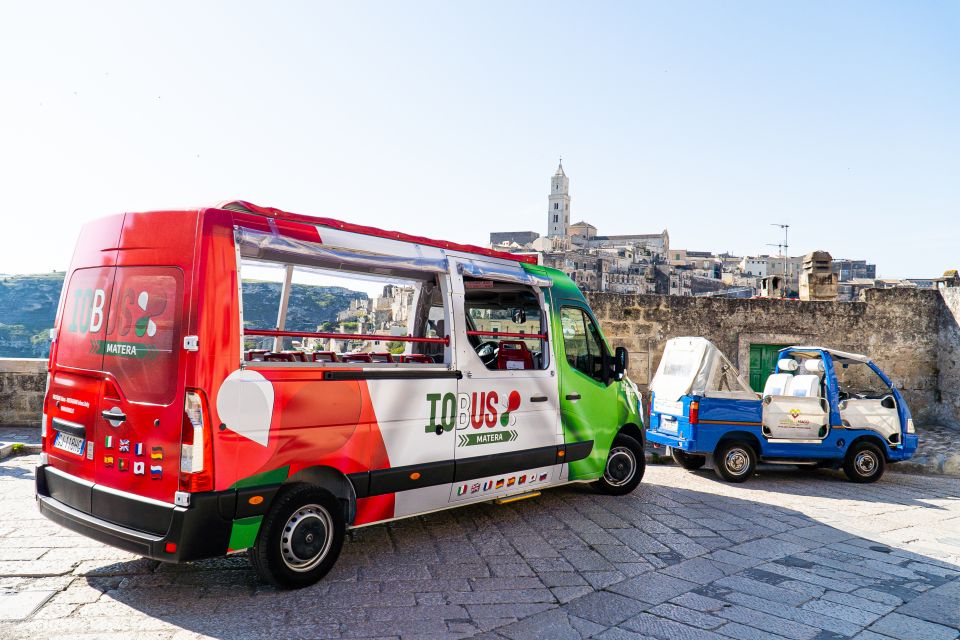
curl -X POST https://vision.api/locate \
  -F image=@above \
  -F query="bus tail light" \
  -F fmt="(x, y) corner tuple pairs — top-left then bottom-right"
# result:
(180, 390), (214, 492)
(689, 401), (700, 425)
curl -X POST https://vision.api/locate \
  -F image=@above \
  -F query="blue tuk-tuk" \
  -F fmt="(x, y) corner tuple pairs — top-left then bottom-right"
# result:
(645, 338), (918, 483)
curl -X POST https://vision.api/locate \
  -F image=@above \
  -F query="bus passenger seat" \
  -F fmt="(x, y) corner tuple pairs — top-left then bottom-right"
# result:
(342, 353), (373, 363)
(312, 351), (339, 362)
(497, 341), (533, 370)
(370, 352), (394, 363)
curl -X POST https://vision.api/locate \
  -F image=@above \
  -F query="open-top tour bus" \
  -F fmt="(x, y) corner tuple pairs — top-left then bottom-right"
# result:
(36, 201), (644, 587)
(645, 337), (917, 483)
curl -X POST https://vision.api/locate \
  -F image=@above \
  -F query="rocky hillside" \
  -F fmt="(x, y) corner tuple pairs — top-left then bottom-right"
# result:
(0, 273), (64, 358)
(0, 273), (365, 358)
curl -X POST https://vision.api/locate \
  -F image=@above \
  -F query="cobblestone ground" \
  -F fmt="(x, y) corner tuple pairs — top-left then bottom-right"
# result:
(1, 453), (958, 640)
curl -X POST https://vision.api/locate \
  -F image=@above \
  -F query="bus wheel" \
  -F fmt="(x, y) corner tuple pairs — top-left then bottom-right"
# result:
(671, 448), (706, 471)
(594, 434), (645, 495)
(249, 484), (345, 589)
(843, 442), (885, 483)
(714, 440), (756, 483)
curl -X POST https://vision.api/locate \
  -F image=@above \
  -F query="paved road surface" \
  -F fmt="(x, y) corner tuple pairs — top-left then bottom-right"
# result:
(1, 453), (958, 640)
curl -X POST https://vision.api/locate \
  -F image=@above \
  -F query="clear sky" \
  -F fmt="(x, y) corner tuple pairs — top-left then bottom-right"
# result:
(1, 1), (957, 278)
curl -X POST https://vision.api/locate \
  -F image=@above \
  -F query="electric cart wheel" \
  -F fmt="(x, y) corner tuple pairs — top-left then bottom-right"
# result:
(593, 434), (646, 496)
(671, 448), (707, 471)
(843, 441), (885, 483)
(249, 484), (345, 589)
(714, 440), (757, 483)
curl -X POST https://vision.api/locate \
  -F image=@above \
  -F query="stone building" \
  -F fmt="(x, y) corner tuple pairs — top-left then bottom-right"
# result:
(799, 250), (839, 301)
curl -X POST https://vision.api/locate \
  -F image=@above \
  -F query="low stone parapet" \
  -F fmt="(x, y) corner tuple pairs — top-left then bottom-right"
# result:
(0, 358), (46, 427)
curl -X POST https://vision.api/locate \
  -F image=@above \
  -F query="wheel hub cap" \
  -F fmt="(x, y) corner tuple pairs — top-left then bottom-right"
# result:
(281, 504), (333, 573)
(855, 452), (876, 475)
(603, 447), (636, 487)
(725, 449), (748, 475)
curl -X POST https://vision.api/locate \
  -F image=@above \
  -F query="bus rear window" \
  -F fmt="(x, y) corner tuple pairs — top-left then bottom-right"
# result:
(57, 267), (116, 372)
(104, 267), (183, 405)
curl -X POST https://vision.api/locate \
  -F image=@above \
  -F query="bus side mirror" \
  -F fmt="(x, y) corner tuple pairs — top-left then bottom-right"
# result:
(614, 346), (628, 381)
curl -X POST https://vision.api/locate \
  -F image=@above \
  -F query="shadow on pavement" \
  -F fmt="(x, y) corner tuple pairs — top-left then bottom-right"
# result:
(78, 474), (960, 640)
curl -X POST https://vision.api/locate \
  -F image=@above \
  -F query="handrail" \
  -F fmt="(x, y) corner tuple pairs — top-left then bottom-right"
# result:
(466, 330), (547, 340)
(244, 328), (449, 345)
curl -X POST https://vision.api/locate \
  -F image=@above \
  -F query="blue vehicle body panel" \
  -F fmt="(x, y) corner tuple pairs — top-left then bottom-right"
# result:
(647, 347), (918, 466)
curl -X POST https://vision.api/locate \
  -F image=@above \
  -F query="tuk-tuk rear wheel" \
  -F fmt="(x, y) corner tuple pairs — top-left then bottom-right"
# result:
(671, 448), (706, 471)
(714, 440), (757, 483)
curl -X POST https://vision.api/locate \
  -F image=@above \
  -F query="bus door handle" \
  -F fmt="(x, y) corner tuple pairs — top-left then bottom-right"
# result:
(101, 408), (127, 423)
(530, 396), (548, 403)
(565, 393), (581, 402)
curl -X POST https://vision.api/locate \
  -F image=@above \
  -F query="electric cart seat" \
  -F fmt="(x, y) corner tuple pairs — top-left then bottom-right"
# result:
(763, 358), (799, 397)
(787, 374), (821, 398)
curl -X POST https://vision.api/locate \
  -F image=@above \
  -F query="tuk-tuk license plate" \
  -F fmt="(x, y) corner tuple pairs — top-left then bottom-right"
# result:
(654, 399), (684, 417)
(53, 432), (85, 456)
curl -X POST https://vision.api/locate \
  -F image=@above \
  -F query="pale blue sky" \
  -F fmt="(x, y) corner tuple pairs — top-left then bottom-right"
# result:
(1, 1), (957, 277)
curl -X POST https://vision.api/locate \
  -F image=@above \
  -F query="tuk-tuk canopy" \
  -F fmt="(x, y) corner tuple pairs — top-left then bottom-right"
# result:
(650, 337), (755, 402)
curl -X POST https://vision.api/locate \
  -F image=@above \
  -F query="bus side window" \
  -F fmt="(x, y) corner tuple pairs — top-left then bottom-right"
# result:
(560, 307), (605, 382)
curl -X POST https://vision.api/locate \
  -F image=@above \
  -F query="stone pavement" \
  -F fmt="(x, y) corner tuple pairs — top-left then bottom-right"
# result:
(1, 452), (958, 640)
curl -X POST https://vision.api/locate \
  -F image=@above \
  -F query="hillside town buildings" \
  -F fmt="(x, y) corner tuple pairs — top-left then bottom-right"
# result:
(486, 162), (950, 302)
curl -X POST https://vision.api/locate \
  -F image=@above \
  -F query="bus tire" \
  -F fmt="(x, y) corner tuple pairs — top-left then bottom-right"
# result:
(671, 448), (706, 471)
(249, 484), (345, 589)
(593, 434), (646, 495)
(843, 441), (885, 483)
(714, 440), (756, 483)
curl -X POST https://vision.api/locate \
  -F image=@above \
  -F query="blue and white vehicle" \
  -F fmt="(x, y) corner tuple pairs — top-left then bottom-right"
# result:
(646, 338), (918, 483)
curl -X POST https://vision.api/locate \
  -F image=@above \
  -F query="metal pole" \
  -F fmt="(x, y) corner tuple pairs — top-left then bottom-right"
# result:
(274, 264), (294, 352)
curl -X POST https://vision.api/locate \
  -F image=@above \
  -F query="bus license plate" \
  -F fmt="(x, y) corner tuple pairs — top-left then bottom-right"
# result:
(53, 432), (85, 456)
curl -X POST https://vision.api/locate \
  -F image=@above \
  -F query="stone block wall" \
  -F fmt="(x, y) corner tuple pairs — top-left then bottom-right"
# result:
(587, 288), (954, 426)
(937, 288), (960, 427)
(0, 358), (46, 427)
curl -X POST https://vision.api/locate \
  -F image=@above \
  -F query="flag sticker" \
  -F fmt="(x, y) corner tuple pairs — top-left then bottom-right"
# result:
(507, 477), (516, 487)
(103, 456), (114, 467)
(519, 475), (527, 484)
(133, 461), (145, 475)
(539, 473), (548, 482)
(456, 484), (468, 496)
(119, 439), (130, 453)
(471, 483), (481, 494)
(151, 447), (163, 461)
(118, 459), (129, 472)
(104, 435), (113, 449)
(482, 480), (492, 491)
(134, 443), (143, 456)
(495, 478), (504, 489)
(150, 465), (162, 479)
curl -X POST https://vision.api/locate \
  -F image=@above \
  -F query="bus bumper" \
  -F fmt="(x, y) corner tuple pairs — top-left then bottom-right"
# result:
(35, 465), (233, 563)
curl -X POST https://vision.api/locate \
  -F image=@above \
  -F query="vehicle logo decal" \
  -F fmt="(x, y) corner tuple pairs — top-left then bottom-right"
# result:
(457, 430), (518, 446)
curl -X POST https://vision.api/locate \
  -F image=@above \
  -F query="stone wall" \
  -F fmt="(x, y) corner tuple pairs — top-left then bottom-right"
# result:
(0, 358), (46, 426)
(588, 288), (955, 426)
(937, 288), (960, 427)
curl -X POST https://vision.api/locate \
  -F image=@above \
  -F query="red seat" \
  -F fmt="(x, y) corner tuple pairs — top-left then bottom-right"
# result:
(281, 351), (307, 362)
(264, 352), (296, 362)
(497, 341), (533, 370)
(370, 352), (394, 363)
(400, 354), (433, 363)
(245, 349), (269, 362)
(312, 351), (339, 363)
(342, 353), (373, 363)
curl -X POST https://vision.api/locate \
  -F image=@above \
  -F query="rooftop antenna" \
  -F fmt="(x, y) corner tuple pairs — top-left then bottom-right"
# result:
(769, 223), (790, 296)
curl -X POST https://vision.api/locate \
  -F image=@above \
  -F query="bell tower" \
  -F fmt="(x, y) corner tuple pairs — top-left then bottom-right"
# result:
(547, 160), (570, 243)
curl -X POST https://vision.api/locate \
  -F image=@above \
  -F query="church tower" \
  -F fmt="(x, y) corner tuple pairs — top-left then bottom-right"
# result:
(547, 160), (570, 242)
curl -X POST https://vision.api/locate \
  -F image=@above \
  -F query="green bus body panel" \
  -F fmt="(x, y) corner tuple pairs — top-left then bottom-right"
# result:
(522, 263), (643, 480)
